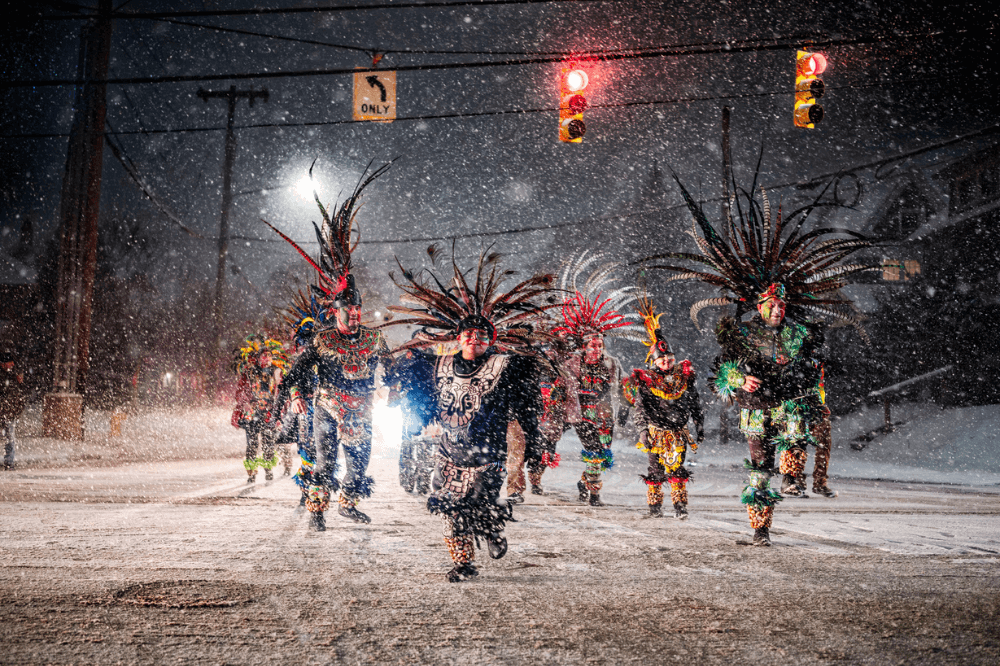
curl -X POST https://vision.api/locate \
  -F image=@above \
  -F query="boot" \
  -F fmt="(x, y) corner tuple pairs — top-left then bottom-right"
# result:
(674, 502), (688, 520)
(780, 474), (801, 497)
(246, 470), (256, 484)
(813, 484), (838, 498)
(299, 492), (306, 507)
(795, 473), (809, 496)
(577, 480), (588, 502)
(645, 503), (663, 518)
(265, 469), (274, 481)
(508, 492), (525, 505)
(589, 493), (605, 507)
(752, 527), (771, 547)
(283, 465), (292, 476)
(309, 511), (326, 532)
(446, 562), (479, 583)
(338, 505), (372, 524)
(487, 532), (508, 559)
(530, 484), (544, 496)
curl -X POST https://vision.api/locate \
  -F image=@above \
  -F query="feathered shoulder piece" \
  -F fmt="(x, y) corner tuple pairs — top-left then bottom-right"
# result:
(232, 335), (289, 376)
(382, 243), (559, 355)
(637, 148), (878, 331)
(262, 159), (393, 303)
(554, 250), (642, 340)
(281, 287), (331, 347)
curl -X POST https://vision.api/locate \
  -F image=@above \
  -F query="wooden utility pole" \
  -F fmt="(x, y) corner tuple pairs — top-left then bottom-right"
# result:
(43, 0), (113, 440)
(197, 85), (268, 351)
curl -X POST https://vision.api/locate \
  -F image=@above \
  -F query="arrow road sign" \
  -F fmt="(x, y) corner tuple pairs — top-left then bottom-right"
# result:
(353, 71), (395, 122)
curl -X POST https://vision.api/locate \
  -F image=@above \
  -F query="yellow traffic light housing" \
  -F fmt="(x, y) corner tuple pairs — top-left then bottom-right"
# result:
(559, 67), (589, 142)
(794, 50), (827, 128)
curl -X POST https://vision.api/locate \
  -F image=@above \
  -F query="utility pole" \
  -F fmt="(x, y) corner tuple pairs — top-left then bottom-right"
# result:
(718, 105), (732, 446)
(197, 85), (268, 353)
(44, 0), (113, 440)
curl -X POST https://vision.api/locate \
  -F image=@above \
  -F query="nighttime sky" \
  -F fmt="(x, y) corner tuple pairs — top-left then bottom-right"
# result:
(0, 0), (995, 312)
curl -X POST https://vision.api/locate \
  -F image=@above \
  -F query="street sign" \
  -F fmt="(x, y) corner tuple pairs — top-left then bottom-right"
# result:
(353, 71), (396, 122)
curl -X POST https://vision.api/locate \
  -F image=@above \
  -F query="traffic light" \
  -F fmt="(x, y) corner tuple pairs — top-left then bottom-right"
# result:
(794, 50), (827, 128)
(559, 66), (589, 142)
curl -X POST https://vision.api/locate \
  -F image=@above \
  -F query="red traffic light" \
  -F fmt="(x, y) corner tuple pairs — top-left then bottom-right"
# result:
(564, 69), (589, 92)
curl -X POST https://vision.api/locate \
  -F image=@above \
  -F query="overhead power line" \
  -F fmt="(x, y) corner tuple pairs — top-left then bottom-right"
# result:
(0, 75), (954, 140)
(1, 32), (928, 89)
(192, 122), (1000, 247)
(44, 0), (618, 20)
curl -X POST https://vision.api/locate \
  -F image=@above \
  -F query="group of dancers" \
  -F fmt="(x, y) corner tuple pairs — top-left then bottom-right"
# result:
(230, 159), (875, 580)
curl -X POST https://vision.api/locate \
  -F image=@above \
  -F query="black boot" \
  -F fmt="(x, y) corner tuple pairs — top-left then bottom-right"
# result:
(589, 493), (605, 507)
(780, 474), (801, 497)
(265, 469), (274, 481)
(299, 492), (306, 507)
(530, 484), (544, 496)
(645, 503), (663, 518)
(338, 505), (371, 524)
(577, 480), (588, 502)
(309, 511), (326, 532)
(813, 484), (838, 498)
(752, 527), (771, 547)
(674, 503), (688, 520)
(446, 562), (479, 583)
(487, 532), (508, 559)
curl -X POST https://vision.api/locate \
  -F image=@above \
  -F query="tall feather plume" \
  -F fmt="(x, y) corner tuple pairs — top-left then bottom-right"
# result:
(264, 158), (394, 299)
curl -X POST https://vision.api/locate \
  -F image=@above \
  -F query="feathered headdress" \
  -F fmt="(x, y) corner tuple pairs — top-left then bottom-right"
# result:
(280, 287), (332, 347)
(232, 334), (289, 376)
(636, 294), (673, 363)
(263, 159), (393, 307)
(554, 251), (642, 339)
(638, 151), (878, 330)
(382, 243), (558, 354)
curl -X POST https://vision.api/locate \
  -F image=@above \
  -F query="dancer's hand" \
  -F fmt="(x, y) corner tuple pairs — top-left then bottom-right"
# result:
(742, 375), (761, 393)
(290, 397), (307, 414)
(639, 430), (649, 448)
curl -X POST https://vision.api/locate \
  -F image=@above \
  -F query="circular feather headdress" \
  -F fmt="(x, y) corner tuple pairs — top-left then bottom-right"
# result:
(638, 153), (879, 331)
(382, 243), (559, 354)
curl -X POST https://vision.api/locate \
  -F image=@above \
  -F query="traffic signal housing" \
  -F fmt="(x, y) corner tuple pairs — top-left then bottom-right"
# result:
(559, 66), (589, 142)
(794, 50), (827, 128)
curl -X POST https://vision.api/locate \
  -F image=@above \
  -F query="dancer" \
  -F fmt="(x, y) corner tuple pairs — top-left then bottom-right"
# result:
(384, 245), (555, 582)
(1, 344), (25, 470)
(275, 289), (330, 506)
(638, 159), (876, 546)
(231, 335), (288, 483)
(555, 252), (640, 507)
(265, 161), (393, 530)
(621, 297), (704, 519)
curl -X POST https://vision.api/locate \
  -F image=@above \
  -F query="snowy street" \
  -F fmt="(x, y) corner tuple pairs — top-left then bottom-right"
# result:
(1, 408), (999, 665)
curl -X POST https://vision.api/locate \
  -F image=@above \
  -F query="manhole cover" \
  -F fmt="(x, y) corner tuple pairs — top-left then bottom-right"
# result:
(112, 580), (256, 608)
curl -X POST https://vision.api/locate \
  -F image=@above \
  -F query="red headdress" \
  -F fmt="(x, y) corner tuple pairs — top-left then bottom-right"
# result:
(553, 251), (641, 340)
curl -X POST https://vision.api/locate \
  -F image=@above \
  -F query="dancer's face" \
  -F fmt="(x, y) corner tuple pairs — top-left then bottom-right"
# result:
(458, 328), (491, 360)
(583, 335), (604, 362)
(258, 351), (272, 368)
(757, 297), (786, 327)
(653, 354), (675, 372)
(336, 305), (362, 334)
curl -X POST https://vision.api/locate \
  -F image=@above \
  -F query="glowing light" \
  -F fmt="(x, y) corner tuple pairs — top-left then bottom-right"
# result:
(807, 53), (828, 76)
(294, 176), (316, 202)
(565, 69), (588, 92)
(372, 399), (403, 455)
